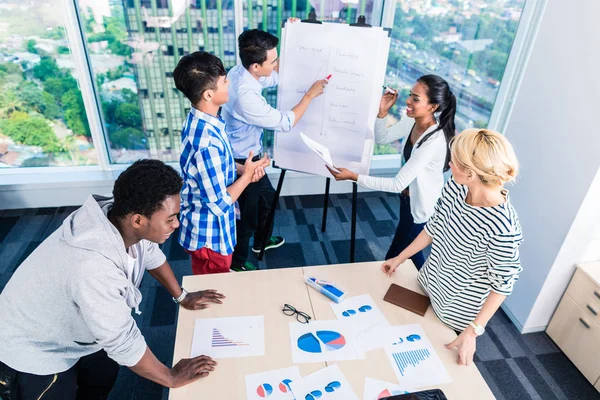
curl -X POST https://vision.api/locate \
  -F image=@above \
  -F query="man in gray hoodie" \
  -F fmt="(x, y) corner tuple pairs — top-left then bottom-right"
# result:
(0, 159), (225, 399)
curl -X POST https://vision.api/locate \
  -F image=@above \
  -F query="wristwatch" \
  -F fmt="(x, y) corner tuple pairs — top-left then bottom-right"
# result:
(469, 322), (485, 336)
(172, 288), (188, 304)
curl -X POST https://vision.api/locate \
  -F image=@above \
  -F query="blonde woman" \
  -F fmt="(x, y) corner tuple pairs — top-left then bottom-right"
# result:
(382, 129), (523, 366)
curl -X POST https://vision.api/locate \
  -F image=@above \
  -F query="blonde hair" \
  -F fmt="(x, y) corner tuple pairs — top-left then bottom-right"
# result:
(450, 129), (519, 186)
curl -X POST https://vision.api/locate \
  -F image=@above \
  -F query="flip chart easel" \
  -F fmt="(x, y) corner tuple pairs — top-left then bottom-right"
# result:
(258, 14), (391, 263)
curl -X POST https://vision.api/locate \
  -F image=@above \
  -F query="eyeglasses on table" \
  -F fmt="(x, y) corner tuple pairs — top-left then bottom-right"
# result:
(282, 303), (312, 324)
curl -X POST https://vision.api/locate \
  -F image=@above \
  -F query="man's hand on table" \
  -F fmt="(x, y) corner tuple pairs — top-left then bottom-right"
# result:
(169, 355), (217, 388)
(180, 289), (226, 310)
(445, 327), (477, 366)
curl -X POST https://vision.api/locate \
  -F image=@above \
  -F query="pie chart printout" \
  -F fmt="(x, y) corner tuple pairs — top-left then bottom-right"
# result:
(325, 381), (341, 392)
(305, 390), (322, 400)
(378, 389), (410, 398)
(279, 379), (293, 393)
(297, 331), (346, 353)
(256, 383), (273, 397)
(406, 334), (421, 342)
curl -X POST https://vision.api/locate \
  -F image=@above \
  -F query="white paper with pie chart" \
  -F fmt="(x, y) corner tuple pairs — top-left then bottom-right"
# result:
(288, 364), (359, 400)
(289, 320), (364, 363)
(330, 294), (391, 352)
(245, 366), (301, 400)
(362, 377), (413, 400)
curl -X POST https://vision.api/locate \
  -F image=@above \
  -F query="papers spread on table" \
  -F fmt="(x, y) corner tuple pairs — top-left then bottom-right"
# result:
(190, 316), (265, 359)
(289, 320), (364, 363)
(330, 294), (390, 352)
(245, 366), (302, 400)
(300, 132), (338, 171)
(289, 364), (359, 400)
(383, 324), (452, 389)
(362, 377), (412, 400)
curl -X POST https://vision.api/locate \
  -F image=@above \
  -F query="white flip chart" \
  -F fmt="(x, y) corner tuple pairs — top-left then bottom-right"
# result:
(275, 22), (391, 178)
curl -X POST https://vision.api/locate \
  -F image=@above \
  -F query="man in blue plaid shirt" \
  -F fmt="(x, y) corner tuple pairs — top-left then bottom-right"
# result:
(174, 52), (270, 274)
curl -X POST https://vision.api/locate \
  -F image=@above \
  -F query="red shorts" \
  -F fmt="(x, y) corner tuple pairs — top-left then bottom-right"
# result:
(185, 247), (232, 275)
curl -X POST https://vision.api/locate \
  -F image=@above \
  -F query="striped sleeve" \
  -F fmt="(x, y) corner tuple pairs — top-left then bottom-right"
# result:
(424, 197), (441, 238)
(424, 177), (454, 237)
(486, 229), (523, 295)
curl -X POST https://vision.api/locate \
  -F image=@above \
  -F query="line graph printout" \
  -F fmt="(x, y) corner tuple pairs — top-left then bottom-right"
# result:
(191, 316), (265, 359)
(275, 22), (390, 178)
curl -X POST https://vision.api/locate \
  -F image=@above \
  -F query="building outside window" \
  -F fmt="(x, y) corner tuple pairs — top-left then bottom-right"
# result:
(79, 0), (375, 163)
(0, 0), (528, 168)
(81, 0), (238, 163)
(0, 0), (96, 168)
(379, 0), (526, 155)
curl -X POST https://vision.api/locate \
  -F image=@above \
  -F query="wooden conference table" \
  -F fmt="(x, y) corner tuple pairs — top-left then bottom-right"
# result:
(169, 261), (494, 399)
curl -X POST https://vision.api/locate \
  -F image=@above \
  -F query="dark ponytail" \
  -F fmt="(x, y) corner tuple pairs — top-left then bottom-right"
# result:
(415, 75), (457, 172)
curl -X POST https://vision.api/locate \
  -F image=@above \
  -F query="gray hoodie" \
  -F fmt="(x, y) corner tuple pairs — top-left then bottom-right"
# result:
(0, 195), (166, 374)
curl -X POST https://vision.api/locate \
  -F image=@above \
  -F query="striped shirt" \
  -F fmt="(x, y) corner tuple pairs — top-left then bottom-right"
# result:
(418, 178), (523, 331)
(178, 107), (237, 255)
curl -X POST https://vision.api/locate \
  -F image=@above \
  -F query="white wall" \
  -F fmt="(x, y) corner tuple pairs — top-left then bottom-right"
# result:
(520, 167), (600, 332)
(581, 206), (600, 262)
(501, 0), (600, 332)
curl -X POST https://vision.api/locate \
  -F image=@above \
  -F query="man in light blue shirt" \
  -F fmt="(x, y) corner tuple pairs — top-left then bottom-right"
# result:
(221, 28), (326, 270)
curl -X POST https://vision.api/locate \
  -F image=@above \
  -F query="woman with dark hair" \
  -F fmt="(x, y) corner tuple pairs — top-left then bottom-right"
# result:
(328, 75), (457, 270)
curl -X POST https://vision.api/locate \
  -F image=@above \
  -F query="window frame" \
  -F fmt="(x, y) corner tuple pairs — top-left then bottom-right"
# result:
(0, 0), (545, 180)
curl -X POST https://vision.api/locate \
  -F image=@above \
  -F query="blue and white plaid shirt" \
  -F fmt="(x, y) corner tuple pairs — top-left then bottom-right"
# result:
(179, 107), (237, 255)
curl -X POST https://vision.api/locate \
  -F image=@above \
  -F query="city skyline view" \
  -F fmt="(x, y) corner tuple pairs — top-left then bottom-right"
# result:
(0, 0), (525, 167)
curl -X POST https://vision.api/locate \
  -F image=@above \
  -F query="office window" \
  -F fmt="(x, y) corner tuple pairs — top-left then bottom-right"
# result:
(245, 0), (377, 154)
(79, 0), (235, 163)
(0, 0), (96, 168)
(378, 0), (527, 155)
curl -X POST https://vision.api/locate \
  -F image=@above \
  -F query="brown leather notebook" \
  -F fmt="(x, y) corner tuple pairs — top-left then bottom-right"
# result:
(383, 283), (430, 316)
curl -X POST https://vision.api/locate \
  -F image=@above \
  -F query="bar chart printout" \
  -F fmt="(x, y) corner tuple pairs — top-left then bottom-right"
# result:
(384, 324), (452, 388)
(191, 316), (265, 358)
(392, 348), (431, 375)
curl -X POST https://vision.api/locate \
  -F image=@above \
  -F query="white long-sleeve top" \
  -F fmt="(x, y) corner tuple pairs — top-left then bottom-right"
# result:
(357, 115), (447, 223)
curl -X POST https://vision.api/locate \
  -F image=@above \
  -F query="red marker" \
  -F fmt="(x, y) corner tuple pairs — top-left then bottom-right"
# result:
(326, 74), (332, 80)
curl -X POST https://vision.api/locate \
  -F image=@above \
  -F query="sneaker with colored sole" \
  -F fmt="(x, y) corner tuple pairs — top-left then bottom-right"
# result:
(230, 262), (258, 272)
(252, 236), (286, 253)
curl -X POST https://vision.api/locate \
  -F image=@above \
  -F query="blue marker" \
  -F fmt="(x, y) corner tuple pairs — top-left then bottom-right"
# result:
(304, 276), (346, 303)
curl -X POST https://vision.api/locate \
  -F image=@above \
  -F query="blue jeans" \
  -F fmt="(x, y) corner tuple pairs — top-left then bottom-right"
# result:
(385, 194), (426, 270)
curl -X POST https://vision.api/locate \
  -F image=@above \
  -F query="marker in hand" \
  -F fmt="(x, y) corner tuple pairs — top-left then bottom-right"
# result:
(326, 74), (332, 81)
(382, 85), (397, 94)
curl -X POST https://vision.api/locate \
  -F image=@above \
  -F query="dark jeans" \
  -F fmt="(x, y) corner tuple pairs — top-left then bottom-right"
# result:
(0, 350), (119, 400)
(232, 171), (275, 268)
(385, 194), (426, 270)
